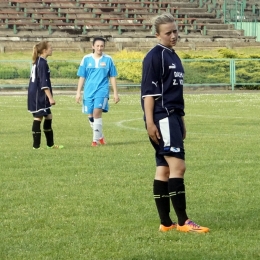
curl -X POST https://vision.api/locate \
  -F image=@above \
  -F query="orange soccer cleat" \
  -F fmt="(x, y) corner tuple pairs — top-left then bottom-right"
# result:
(177, 219), (209, 233)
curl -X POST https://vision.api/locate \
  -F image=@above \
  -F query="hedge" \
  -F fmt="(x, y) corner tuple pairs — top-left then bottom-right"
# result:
(0, 49), (260, 89)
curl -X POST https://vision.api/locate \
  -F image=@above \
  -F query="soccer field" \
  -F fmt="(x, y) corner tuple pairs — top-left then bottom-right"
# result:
(1, 92), (260, 260)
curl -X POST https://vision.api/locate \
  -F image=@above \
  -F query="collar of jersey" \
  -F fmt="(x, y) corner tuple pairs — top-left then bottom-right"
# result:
(157, 44), (174, 52)
(91, 53), (103, 59)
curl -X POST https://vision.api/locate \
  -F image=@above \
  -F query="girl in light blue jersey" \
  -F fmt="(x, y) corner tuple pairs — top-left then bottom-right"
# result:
(76, 37), (120, 146)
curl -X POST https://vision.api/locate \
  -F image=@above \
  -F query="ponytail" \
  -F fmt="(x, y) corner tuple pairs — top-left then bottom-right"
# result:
(32, 41), (49, 64)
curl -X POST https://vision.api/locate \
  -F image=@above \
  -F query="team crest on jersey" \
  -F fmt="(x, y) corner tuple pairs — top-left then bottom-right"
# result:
(169, 63), (176, 69)
(170, 147), (180, 153)
(88, 63), (92, 67)
(100, 62), (106, 67)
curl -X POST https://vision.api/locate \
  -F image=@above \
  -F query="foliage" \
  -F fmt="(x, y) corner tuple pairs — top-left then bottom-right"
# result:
(217, 48), (241, 58)
(113, 50), (145, 83)
(1, 48), (260, 88)
(17, 68), (30, 79)
(249, 54), (260, 59)
(49, 61), (79, 79)
(0, 66), (18, 79)
(183, 60), (230, 84)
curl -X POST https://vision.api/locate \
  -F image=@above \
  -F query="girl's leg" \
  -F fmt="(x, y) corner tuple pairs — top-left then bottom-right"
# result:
(32, 117), (42, 149)
(92, 108), (103, 143)
(164, 156), (188, 226)
(43, 114), (54, 147)
(154, 166), (173, 228)
(88, 114), (94, 129)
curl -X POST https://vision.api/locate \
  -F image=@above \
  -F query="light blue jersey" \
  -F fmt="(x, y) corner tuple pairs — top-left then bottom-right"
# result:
(77, 53), (117, 100)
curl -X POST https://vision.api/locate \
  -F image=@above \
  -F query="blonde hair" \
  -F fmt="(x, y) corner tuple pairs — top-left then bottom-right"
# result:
(32, 41), (49, 64)
(152, 13), (176, 34)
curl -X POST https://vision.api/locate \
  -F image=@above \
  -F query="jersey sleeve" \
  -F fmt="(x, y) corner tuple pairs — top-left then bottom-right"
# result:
(108, 58), (117, 77)
(38, 60), (49, 90)
(141, 52), (162, 99)
(77, 57), (87, 78)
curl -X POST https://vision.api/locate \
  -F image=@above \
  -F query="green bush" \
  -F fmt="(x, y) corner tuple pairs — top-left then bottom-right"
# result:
(17, 68), (30, 78)
(183, 60), (230, 84)
(50, 67), (60, 78)
(49, 61), (78, 79)
(0, 67), (18, 79)
(217, 49), (241, 58)
(113, 50), (144, 83)
(1, 50), (260, 90)
(59, 66), (78, 78)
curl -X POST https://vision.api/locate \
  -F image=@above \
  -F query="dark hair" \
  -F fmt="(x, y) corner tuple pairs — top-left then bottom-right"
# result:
(93, 37), (106, 46)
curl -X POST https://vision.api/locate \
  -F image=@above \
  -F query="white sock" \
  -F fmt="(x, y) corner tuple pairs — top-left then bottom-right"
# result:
(93, 118), (103, 142)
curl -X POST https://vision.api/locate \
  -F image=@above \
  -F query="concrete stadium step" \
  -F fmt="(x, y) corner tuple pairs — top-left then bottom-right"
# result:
(177, 7), (207, 13)
(196, 18), (222, 24)
(168, 2), (199, 8)
(207, 29), (244, 36)
(178, 12), (217, 18)
(205, 24), (235, 30)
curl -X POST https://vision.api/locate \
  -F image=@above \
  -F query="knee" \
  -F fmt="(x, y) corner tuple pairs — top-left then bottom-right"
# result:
(170, 161), (186, 178)
(178, 164), (186, 178)
(155, 166), (170, 181)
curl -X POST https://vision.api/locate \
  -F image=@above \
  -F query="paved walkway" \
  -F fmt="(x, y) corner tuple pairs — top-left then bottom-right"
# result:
(0, 89), (259, 96)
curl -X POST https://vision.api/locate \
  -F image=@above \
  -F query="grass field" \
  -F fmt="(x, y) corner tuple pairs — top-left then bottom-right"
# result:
(1, 92), (260, 260)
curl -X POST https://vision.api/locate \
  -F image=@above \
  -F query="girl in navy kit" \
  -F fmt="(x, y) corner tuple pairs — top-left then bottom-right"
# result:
(141, 13), (209, 233)
(28, 41), (63, 150)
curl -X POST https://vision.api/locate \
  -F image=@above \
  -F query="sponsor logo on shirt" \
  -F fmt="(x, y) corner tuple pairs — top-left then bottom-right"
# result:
(172, 79), (178, 86)
(169, 63), (176, 69)
(174, 71), (184, 78)
(170, 147), (180, 153)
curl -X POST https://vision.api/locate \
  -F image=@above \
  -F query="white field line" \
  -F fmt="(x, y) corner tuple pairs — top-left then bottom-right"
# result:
(115, 117), (258, 138)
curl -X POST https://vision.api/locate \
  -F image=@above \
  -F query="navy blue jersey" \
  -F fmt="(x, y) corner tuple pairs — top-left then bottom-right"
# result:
(27, 57), (52, 113)
(141, 44), (185, 122)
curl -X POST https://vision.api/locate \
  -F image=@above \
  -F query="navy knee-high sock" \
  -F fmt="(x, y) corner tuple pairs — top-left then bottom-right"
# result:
(168, 178), (188, 226)
(153, 179), (173, 227)
(43, 119), (54, 147)
(32, 120), (41, 148)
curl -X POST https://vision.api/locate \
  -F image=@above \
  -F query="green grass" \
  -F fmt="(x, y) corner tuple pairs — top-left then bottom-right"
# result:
(1, 92), (260, 260)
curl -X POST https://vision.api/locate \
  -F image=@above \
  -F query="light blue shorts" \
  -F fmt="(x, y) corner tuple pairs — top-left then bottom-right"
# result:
(82, 97), (109, 114)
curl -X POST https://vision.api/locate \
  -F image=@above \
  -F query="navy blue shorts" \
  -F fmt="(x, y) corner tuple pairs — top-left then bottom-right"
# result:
(32, 108), (51, 118)
(149, 113), (185, 166)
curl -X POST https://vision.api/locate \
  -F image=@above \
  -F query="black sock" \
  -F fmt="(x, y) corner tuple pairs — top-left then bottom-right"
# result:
(32, 120), (41, 148)
(43, 119), (54, 147)
(153, 180), (173, 227)
(168, 178), (188, 226)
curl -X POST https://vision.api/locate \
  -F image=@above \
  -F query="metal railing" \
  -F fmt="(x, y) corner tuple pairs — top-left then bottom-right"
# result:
(0, 59), (260, 91)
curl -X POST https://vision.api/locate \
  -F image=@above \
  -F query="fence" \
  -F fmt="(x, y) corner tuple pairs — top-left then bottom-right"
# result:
(222, 0), (260, 41)
(0, 59), (260, 91)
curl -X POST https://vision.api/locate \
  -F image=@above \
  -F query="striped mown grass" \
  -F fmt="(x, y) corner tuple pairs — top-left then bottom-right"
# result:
(0, 92), (260, 260)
